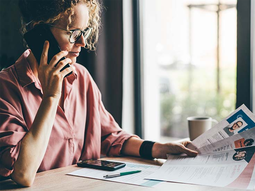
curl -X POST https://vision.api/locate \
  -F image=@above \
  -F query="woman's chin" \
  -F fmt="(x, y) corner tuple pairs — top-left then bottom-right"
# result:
(69, 58), (77, 65)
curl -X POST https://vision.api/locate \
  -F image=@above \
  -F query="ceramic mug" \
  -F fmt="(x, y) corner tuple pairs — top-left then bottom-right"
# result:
(187, 116), (218, 141)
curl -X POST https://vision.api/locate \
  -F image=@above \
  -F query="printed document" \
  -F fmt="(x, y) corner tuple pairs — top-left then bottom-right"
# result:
(198, 127), (255, 154)
(188, 104), (255, 151)
(67, 161), (162, 187)
(145, 146), (255, 190)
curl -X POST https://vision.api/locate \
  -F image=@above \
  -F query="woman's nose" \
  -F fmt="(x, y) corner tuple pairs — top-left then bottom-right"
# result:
(75, 34), (86, 47)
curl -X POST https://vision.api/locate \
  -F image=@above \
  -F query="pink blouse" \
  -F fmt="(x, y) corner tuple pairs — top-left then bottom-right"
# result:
(0, 50), (136, 177)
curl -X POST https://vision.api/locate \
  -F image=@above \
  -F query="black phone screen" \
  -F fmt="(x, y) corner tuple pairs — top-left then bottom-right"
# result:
(77, 160), (126, 171)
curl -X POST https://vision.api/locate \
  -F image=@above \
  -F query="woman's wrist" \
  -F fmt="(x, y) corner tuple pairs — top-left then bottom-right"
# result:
(139, 141), (155, 159)
(42, 94), (61, 101)
(152, 142), (167, 159)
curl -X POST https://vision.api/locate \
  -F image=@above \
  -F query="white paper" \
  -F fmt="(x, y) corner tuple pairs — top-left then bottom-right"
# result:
(188, 104), (255, 151)
(145, 146), (255, 190)
(67, 161), (162, 187)
(198, 127), (255, 154)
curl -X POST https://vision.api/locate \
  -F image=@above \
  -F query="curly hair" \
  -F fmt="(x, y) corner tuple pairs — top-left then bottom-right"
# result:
(18, 0), (101, 50)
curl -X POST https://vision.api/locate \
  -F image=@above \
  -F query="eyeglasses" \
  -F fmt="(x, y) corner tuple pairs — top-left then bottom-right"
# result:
(48, 25), (92, 43)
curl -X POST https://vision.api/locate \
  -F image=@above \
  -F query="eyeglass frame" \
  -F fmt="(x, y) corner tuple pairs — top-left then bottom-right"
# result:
(47, 24), (92, 44)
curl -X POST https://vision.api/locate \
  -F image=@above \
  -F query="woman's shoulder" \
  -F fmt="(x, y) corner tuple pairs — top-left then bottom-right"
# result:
(0, 65), (21, 103)
(0, 50), (32, 89)
(74, 63), (88, 74)
(74, 63), (100, 92)
(74, 63), (93, 81)
(0, 64), (17, 84)
(1, 50), (30, 79)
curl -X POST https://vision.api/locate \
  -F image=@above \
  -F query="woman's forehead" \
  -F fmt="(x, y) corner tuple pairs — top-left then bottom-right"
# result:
(58, 3), (89, 29)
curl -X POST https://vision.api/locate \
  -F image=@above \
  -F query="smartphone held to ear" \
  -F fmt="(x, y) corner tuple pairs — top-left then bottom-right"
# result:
(23, 24), (70, 74)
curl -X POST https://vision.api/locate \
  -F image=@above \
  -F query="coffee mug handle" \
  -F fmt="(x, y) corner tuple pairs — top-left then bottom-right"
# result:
(211, 118), (218, 124)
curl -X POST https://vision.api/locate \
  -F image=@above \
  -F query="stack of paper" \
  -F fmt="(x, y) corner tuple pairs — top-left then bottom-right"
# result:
(145, 104), (255, 190)
(67, 162), (163, 187)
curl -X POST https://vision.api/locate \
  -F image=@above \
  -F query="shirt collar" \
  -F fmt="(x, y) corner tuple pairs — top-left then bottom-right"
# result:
(15, 49), (38, 88)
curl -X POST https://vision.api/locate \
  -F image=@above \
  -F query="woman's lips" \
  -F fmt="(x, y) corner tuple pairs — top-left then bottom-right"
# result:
(69, 52), (80, 57)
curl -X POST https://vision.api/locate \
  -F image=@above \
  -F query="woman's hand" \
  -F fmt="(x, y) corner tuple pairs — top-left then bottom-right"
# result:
(152, 141), (198, 159)
(38, 41), (74, 99)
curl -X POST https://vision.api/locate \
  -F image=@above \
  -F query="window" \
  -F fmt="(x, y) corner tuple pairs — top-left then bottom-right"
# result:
(140, 0), (238, 141)
(252, 0), (255, 112)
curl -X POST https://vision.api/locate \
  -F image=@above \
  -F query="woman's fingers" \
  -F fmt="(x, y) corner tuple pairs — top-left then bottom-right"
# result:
(48, 50), (69, 68)
(53, 58), (72, 72)
(37, 42), (74, 99)
(40, 41), (49, 66)
(40, 41), (73, 77)
(181, 140), (192, 146)
(47, 58), (73, 81)
(39, 41), (69, 69)
(179, 141), (198, 156)
(179, 145), (198, 157)
(61, 65), (74, 77)
(163, 142), (198, 157)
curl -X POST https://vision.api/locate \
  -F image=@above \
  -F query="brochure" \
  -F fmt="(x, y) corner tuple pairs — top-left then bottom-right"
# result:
(145, 105), (255, 190)
(145, 146), (255, 190)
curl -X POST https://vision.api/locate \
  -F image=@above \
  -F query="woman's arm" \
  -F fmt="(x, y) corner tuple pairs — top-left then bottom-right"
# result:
(11, 41), (73, 186)
(11, 97), (59, 186)
(121, 137), (143, 157)
(121, 137), (198, 159)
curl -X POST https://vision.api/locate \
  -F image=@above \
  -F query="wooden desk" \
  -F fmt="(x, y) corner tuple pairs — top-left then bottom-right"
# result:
(0, 157), (247, 191)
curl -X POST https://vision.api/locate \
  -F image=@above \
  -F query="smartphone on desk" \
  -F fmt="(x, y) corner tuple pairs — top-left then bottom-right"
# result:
(23, 24), (70, 73)
(77, 159), (126, 171)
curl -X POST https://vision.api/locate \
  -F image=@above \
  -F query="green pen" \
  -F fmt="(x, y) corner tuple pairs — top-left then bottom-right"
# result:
(103, 170), (142, 178)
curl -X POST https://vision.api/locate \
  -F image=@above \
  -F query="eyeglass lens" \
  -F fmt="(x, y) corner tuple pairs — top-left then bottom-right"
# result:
(70, 28), (91, 43)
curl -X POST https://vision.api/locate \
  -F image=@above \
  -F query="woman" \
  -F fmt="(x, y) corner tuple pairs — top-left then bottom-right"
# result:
(0, 0), (197, 186)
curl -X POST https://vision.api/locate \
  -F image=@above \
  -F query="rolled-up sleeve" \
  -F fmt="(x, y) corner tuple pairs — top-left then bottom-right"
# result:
(99, 95), (139, 157)
(75, 66), (140, 160)
(0, 98), (27, 177)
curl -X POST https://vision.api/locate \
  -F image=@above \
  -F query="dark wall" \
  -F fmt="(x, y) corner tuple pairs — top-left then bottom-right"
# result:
(0, 0), (25, 70)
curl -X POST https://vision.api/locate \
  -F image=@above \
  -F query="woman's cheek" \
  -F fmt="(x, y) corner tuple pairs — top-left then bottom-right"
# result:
(58, 42), (71, 52)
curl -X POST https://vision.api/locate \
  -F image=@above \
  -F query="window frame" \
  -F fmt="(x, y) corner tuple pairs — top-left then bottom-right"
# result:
(133, 0), (253, 138)
(236, 0), (253, 111)
(251, 0), (255, 112)
(133, 0), (144, 138)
